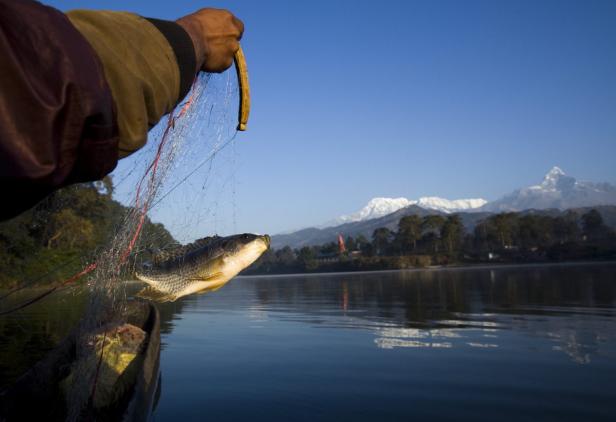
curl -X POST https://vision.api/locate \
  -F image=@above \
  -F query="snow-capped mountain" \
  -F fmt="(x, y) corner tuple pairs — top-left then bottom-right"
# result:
(272, 166), (616, 249)
(324, 197), (412, 227)
(414, 197), (488, 213)
(322, 196), (487, 227)
(481, 166), (616, 212)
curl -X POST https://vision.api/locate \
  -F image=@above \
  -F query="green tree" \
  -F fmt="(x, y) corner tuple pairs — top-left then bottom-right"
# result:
(421, 215), (445, 253)
(582, 209), (605, 240)
(353, 234), (373, 256)
(45, 209), (95, 249)
(355, 234), (367, 251)
(441, 215), (464, 254)
(345, 236), (357, 252)
(492, 213), (517, 248)
(372, 228), (392, 256)
(396, 215), (422, 253)
(275, 246), (296, 267)
(473, 220), (491, 252)
(297, 246), (316, 270)
(518, 215), (535, 249)
(319, 242), (338, 255)
(552, 212), (580, 243)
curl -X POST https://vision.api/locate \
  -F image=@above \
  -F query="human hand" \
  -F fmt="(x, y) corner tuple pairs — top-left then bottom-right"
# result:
(176, 8), (244, 73)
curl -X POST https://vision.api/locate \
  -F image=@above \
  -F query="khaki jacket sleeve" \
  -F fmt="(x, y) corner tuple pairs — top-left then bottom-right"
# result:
(67, 11), (196, 158)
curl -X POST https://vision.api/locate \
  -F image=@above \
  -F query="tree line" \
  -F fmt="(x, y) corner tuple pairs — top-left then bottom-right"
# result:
(246, 210), (616, 275)
(0, 177), (176, 288)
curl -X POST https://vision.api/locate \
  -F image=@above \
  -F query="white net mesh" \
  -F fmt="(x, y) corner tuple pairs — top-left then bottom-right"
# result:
(65, 70), (240, 419)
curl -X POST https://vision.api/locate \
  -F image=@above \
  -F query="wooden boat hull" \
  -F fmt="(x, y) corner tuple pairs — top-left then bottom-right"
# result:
(0, 301), (161, 421)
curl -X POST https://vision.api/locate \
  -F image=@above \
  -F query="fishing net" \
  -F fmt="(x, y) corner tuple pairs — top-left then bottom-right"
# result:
(60, 70), (241, 419)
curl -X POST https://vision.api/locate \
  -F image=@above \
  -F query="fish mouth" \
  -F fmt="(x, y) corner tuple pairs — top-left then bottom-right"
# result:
(261, 235), (271, 247)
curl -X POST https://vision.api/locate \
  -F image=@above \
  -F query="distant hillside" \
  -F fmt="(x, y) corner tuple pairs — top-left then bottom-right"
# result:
(0, 178), (176, 287)
(271, 205), (616, 249)
(272, 205), (490, 249)
(253, 207), (616, 276)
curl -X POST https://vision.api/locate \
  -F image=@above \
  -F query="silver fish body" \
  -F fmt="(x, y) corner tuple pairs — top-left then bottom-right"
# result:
(135, 233), (269, 302)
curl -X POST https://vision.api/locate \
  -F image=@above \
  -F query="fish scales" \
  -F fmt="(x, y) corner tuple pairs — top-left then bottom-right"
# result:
(135, 234), (269, 302)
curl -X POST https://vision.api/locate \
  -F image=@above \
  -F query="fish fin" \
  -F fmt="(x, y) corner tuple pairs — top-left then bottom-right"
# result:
(193, 279), (230, 296)
(187, 271), (225, 282)
(135, 272), (158, 288)
(152, 237), (221, 265)
(136, 287), (177, 303)
(196, 284), (225, 294)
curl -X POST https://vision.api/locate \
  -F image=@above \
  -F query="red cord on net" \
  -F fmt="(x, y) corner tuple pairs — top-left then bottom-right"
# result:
(0, 90), (197, 317)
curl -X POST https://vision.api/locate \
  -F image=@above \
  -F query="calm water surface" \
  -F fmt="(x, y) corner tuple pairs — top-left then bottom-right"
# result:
(2, 263), (616, 421)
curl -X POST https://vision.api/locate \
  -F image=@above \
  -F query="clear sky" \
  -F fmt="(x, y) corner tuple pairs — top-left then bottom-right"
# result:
(48, 0), (616, 239)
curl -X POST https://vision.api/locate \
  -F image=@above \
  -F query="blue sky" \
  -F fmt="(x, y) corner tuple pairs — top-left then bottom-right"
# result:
(48, 0), (616, 238)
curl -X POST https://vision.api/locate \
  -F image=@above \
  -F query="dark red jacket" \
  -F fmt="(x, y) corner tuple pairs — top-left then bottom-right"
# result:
(0, 0), (195, 220)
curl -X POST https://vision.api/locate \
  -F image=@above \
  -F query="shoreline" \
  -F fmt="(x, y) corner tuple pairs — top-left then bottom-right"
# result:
(238, 259), (616, 279)
(2, 260), (614, 291)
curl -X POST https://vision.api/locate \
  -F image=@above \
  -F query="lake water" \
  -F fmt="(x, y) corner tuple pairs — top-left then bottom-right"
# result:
(2, 263), (616, 421)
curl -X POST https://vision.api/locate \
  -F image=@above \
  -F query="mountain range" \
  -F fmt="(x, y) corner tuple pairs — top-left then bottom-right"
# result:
(271, 167), (616, 249)
(480, 166), (616, 212)
(321, 196), (487, 227)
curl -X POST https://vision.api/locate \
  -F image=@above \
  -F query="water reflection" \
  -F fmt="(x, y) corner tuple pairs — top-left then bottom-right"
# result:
(375, 327), (458, 349)
(2, 263), (616, 421)
(0, 289), (88, 389)
(238, 263), (616, 364)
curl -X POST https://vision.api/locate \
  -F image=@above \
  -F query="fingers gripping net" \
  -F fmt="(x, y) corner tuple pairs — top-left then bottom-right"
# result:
(66, 71), (240, 419)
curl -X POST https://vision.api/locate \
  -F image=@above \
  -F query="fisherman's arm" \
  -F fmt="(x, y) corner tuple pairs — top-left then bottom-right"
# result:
(0, 1), (242, 220)
(66, 8), (243, 158)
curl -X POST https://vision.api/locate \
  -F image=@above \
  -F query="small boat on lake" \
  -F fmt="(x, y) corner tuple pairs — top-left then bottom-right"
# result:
(0, 301), (160, 421)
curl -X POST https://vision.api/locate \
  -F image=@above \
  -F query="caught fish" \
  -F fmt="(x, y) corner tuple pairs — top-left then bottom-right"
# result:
(135, 233), (269, 302)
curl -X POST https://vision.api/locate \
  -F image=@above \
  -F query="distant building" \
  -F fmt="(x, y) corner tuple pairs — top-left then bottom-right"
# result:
(315, 252), (339, 263)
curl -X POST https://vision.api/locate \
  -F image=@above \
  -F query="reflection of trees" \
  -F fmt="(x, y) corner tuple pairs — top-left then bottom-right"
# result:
(248, 264), (616, 363)
(252, 265), (616, 325)
(0, 289), (87, 389)
(252, 266), (616, 326)
(156, 299), (189, 336)
(0, 284), (190, 389)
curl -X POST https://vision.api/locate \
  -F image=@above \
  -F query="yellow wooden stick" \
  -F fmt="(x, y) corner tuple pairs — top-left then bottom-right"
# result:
(234, 46), (250, 131)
